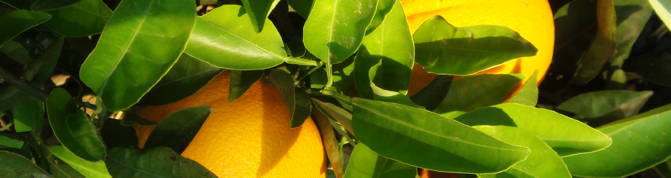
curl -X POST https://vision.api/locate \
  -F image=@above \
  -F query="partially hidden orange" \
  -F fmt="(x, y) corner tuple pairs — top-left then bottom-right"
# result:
(402, 0), (555, 97)
(134, 70), (326, 178)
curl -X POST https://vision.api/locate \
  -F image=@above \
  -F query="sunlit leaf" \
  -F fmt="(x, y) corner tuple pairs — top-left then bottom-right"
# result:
(649, 0), (671, 32)
(48, 146), (112, 178)
(507, 70), (538, 106)
(344, 143), (416, 178)
(13, 97), (43, 132)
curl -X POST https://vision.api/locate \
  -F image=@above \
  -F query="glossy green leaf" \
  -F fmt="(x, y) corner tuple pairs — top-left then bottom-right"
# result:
(570, 0), (616, 85)
(106, 147), (216, 178)
(120, 112), (157, 126)
(433, 74), (523, 115)
(0, 150), (51, 177)
(610, 0), (653, 66)
(269, 69), (312, 128)
(365, 0), (395, 34)
(475, 126), (571, 178)
(185, 5), (286, 70)
(79, 0), (196, 111)
(625, 53), (671, 86)
(556, 90), (653, 120)
(287, 0), (312, 19)
(649, 0), (671, 32)
(352, 98), (530, 173)
(508, 70), (538, 106)
(344, 143), (416, 178)
(24, 36), (64, 86)
(313, 109), (345, 178)
(241, 0), (280, 32)
(454, 103), (612, 157)
(0, 10), (50, 47)
(563, 103), (671, 177)
(413, 16), (537, 75)
(100, 119), (138, 148)
(47, 157), (85, 178)
(48, 146), (112, 178)
(13, 97), (43, 132)
(144, 106), (211, 153)
(367, 61), (421, 108)
(31, 0), (81, 11)
(0, 40), (33, 65)
(303, 0), (377, 64)
(229, 70), (263, 103)
(354, 0), (414, 98)
(409, 75), (452, 111)
(312, 98), (354, 135)
(42, 0), (113, 37)
(138, 54), (223, 106)
(46, 88), (106, 161)
(0, 135), (23, 149)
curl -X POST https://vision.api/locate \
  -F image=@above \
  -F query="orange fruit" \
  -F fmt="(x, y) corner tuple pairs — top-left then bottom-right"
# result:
(402, 0), (555, 96)
(134, 70), (326, 178)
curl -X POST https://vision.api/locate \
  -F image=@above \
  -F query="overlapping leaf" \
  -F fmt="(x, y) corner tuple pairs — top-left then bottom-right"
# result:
(43, 0), (113, 37)
(106, 147), (216, 178)
(344, 143), (416, 178)
(48, 146), (112, 178)
(0, 10), (51, 47)
(556, 90), (653, 120)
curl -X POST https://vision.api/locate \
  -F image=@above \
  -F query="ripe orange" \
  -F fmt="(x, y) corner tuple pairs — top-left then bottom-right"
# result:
(134, 70), (326, 178)
(402, 0), (555, 96)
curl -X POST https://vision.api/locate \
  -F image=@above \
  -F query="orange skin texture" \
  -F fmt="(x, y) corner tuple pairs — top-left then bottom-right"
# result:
(134, 71), (326, 178)
(403, 0), (555, 96)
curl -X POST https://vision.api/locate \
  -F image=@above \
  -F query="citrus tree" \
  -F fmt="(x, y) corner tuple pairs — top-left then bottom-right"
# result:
(1, 0), (671, 177)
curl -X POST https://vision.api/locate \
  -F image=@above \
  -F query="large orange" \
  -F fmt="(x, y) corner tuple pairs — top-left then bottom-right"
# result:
(134, 71), (326, 177)
(403, 0), (555, 96)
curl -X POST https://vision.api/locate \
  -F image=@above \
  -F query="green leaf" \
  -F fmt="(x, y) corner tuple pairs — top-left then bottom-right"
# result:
(508, 70), (539, 106)
(409, 75), (453, 111)
(229, 70), (263, 103)
(79, 0), (196, 111)
(562, 103), (671, 177)
(0, 87), (29, 112)
(24, 36), (64, 86)
(354, 0), (414, 98)
(185, 5), (286, 70)
(120, 112), (157, 126)
(30, 0), (81, 11)
(625, 53), (671, 86)
(47, 156), (85, 178)
(649, 0), (671, 33)
(106, 147), (216, 178)
(46, 88), (106, 161)
(100, 119), (138, 148)
(0, 0), (35, 9)
(475, 126), (572, 178)
(268, 69), (312, 128)
(556, 90), (653, 120)
(433, 74), (523, 115)
(367, 61), (422, 108)
(454, 103), (612, 157)
(352, 98), (530, 173)
(412, 16), (537, 75)
(0, 10), (51, 47)
(0, 150), (51, 178)
(552, 0), (599, 78)
(312, 98), (353, 135)
(0, 135), (23, 149)
(569, 0), (617, 85)
(144, 106), (211, 153)
(48, 146), (112, 178)
(610, 0), (653, 66)
(303, 0), (378, 64)
(0, 40), (33, 65)
(286, 0), (312, 19)
(241, 0), (280, 32)
(42, 0), (113, 37)
(13, 97), (44, 132)
(365, 0), (395, 34)
(138, 54), (223, 106)
(344, 143), (417, 178)
(313, 109), (346, 178)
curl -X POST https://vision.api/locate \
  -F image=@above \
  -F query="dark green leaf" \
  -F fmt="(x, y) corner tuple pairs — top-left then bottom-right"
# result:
(46, 88), (106, 161)
(0, 87), (29, 112)
(625, 53), (671, 86)
(312, 98), (353, 135)
(354, 1), (414, 98)
(409, 75), (453, 111)
(563, 103), (671, 177)
(0, 40), (33, 65)
(144, 106), (211, 153)
(0, 150), (51, 178)
(508, 70), (538, 106)
(367, 61), (422, 108)
(24, 36), (64, 86)
(185, 5), (286, 70)
(100, 119), (138, 148)
(0, 10), (51, 47)
(352, 98), (530, 173)
(30, 0), (81, 11)
(286, 0), (312, 19)
(268, 69), (312, 128)
(344, 143), (417, 178)
(454, 103), (612, 157)
(475, 126), (571, 178)
(552, 0), (599, 77)
(433, 74), (523, 116)
(42, 0), (113, 37)
(570, 0), (616, 85)
(303, 0), (377, 64)
(48, 146), (111, 178)
(138, 54), (223, 106)
(610, 0), (653, 66)
(0, 135), (23, 149)
(229, 70), (263, 103)
(13, 97), (44, 132)
(120, 112), (157, 126)
(79, 0), (196, 111)
(556, 90), (653, 120)
(241, 0), (280, 32)
(364, 0), (395, 34)
(0, 0), (36, 9)
(413, 16), (537, 75)
(106, 147), (216, 178)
